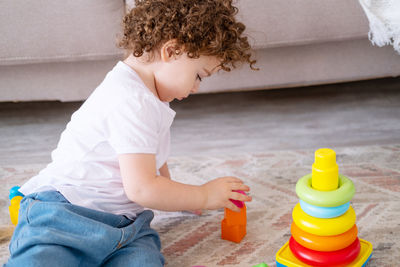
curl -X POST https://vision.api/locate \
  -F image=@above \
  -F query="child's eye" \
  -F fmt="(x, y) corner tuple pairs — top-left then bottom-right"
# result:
(197, 74), (202, 82)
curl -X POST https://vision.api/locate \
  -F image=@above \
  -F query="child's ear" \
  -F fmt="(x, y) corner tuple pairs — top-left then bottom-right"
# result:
(160, 39), (181, 62)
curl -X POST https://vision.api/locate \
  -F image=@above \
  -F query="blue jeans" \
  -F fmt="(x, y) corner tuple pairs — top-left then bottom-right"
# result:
(5, 191), (164, 267)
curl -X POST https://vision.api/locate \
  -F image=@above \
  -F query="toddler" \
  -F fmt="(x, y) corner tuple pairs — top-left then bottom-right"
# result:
(6, 0), (256, 266)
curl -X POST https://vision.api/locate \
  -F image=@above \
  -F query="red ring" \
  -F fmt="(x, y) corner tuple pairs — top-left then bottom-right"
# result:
(289, 236), (360, 266)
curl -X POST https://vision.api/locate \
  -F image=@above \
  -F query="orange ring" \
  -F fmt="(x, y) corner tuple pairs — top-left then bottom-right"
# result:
(291, 222), (358, 252)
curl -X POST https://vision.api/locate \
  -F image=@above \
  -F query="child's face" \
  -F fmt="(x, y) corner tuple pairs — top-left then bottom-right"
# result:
(154, 53), (220, 102)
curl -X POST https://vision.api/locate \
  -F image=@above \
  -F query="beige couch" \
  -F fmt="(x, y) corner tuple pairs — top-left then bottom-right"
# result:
(1, 0), (399, 102)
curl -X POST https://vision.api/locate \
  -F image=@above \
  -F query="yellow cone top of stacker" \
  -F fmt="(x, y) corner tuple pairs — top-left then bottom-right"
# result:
(311, 148), (339, 191)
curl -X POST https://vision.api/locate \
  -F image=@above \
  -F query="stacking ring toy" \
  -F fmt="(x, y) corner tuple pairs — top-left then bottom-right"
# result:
(299, 199), (349, 218)
(296, 174), (355, 207)
(289, 236), (360, 266)
(292, 203), (356, 236)
(291, 222), (358, 251)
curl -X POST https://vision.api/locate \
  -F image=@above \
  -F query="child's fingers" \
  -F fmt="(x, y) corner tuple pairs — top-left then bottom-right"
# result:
(231, 183), (250, 192)
(226, 176), (244, 183)
(226, 201), (241, 212)
(230, 191), (252, 202)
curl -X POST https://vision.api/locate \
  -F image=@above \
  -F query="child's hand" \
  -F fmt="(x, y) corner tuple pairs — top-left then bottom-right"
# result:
(201, 176), (251, 212)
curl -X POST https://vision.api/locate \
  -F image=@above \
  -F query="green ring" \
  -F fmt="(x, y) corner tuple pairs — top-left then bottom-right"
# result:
(295, 174), (355, 207)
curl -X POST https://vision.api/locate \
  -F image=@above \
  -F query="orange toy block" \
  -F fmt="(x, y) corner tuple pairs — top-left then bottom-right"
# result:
(221, 204), (247, 243)
(224, 204), (247, 226)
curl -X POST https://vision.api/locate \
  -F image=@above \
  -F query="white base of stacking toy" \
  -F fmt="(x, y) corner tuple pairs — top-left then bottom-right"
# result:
(276, 238), (373, 267)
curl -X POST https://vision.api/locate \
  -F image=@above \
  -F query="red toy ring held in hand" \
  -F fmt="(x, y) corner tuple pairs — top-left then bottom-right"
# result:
(289, 236), (361, 266)
(229, 190), (246, 208)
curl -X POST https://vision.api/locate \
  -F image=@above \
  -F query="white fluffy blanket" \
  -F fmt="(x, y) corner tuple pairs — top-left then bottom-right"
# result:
(358, 0), (400, 54)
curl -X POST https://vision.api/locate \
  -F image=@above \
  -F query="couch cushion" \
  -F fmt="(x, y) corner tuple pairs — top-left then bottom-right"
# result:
(0, 0), (125, 66)
(236, 0), (370, 49)
(199, 39), (400, 93)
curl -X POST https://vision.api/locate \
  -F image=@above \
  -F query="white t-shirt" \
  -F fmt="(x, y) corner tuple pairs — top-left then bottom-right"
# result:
(20, 61), (176, 219)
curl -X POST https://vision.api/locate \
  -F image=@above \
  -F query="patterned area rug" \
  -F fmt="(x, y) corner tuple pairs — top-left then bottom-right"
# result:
(1, 145), (399, 266)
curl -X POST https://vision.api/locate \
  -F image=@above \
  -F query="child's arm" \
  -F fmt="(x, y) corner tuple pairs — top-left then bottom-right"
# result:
(159, 162), (171, 179)
(119, 153), (251, 212)
(159, 161), (202, 214)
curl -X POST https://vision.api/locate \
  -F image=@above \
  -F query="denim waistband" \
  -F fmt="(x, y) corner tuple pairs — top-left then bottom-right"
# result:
(23, 190), (137, 228)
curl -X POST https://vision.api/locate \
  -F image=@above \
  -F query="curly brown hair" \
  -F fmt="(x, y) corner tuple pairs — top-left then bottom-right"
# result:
(118, 0), (257, 71)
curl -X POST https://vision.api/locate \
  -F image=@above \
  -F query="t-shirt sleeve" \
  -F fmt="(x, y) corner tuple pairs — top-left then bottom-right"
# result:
(106, 95), (161, 154)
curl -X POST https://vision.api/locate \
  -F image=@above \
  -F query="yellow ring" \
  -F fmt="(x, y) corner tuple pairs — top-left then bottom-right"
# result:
(292, 203), (356, 236)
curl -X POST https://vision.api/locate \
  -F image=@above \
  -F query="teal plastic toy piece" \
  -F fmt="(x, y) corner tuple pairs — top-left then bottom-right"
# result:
(9, 186), (24, 199)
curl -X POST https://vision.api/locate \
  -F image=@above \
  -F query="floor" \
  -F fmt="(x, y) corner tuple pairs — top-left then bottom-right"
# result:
(0, 77), (400, 166)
